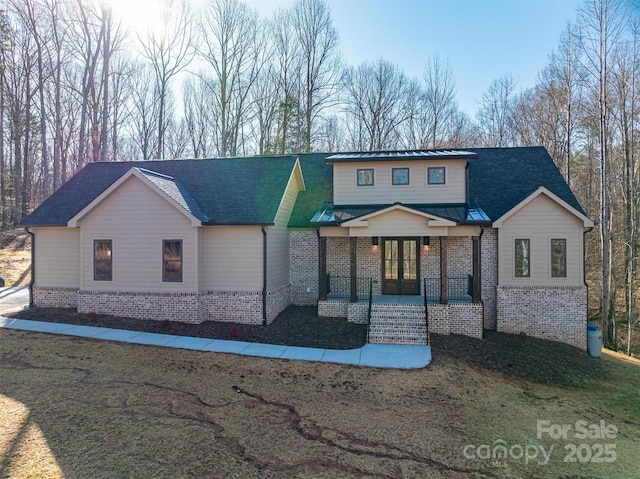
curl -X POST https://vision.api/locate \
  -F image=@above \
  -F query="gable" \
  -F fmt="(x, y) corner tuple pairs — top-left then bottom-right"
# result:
(68, 168), (204, 227)
(492, 187), (593, 228)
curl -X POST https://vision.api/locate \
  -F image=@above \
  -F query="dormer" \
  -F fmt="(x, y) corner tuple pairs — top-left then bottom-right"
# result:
(326, 150), (478, 206)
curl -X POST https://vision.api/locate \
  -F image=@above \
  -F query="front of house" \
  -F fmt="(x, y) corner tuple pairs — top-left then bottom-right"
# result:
(23, 147), (593, 349)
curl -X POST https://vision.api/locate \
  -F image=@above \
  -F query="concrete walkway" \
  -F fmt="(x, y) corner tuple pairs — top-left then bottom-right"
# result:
(0, 287), (30, 315)
(0, 316), (431, 369)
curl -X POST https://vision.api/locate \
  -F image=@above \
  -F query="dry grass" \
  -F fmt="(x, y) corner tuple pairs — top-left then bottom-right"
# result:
(1, 329), (638, 479)
(0, 229), (31, 287)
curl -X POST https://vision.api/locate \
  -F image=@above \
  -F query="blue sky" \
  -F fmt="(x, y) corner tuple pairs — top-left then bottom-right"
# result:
(248, 0), (581, 116)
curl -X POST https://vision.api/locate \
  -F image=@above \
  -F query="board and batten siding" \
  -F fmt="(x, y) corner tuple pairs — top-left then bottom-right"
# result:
(32, 227), (80, 288)
(332, 160), (467, 205)
(78, 176), (197, 292)
(266, 168), (302, 290)
(351, 209), (448, 237)
(202, 226), (263, 291)
(497, 194), (584, 286)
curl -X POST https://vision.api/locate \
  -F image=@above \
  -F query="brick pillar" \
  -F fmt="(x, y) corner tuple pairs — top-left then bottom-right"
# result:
(440, 236), (448, 304)
(319, 236), (327, 300)
(472, 235), (481, 303)
(350, 237), (357, 302)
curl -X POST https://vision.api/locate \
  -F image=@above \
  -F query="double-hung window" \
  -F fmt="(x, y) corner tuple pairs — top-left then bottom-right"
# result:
(94, 239), (112, 281)
(515, 239), (530, 277)
(551, 239), (567, 277)
(163, 240), (183, 282)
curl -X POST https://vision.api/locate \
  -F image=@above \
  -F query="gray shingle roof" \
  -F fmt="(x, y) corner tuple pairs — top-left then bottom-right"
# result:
(22, 146), (587, 230)
(23, 156), (299, 226)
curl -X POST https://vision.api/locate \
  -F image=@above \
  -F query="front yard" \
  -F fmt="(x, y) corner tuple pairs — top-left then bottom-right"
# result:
(1, 325), (638, 478)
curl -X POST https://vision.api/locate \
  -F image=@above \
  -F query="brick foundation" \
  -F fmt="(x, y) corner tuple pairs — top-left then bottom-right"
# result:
(497, 285), (587, 349)
(75, 284), (291, 325)
(33, 287), (78, 308)
(78, 290), (201, 323)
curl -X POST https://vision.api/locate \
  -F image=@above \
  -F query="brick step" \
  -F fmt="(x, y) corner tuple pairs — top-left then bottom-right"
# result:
(369, 327), (427, 335)
(371, 305), (425, 312)
(370, 322), (426, 330)
(368, 334), (429, 345)
(370, 315), (426, 323)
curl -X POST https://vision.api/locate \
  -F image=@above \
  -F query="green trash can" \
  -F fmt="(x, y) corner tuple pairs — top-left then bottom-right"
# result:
(587, 324), (602, 358)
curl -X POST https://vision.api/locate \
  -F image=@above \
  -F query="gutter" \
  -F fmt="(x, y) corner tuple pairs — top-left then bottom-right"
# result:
(25, 227), (35, 306)
(261, 226), (267, 326)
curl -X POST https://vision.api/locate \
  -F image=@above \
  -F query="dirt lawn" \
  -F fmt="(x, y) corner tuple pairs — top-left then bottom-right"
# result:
(1, 329), (639, 479)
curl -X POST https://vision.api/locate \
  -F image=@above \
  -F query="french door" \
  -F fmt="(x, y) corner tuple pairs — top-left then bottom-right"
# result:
(382, 238), (420, 295)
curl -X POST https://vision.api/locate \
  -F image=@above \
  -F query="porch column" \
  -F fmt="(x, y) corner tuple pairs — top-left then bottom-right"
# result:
(472, 235), (481, 303)
(350, 236), (357, 302)
(440, 236), (448, 304)
(319, 236), (327, 301)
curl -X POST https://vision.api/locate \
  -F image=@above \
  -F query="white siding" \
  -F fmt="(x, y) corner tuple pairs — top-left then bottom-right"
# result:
(267, 170), (301, 290)
(32, 227), (80, 288)
(79, 176), (197, 292)
(202, 226), (263, 291)
(333, 160), (467, 205)
(497, 195), (584, 286)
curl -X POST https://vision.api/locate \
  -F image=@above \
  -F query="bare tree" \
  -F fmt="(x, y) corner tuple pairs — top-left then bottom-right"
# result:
(579, 0), (625, 347)
(342, 58), (413, 151)
(422, 54), (458, 148)
(138, 0), (195, 159)
(476, 74), (517, 147)
(291, 0), (340, 152)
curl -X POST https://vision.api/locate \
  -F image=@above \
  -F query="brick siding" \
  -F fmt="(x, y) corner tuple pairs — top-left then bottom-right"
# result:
(497, 285), (587, 349)
(289, 231), (319, 306)
(481, 228), (498, 329)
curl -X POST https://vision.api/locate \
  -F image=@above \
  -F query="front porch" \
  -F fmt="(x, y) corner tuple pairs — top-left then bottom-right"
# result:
(316, 233), (485, 344)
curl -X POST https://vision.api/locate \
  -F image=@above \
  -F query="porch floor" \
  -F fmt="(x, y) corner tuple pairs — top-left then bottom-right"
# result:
(326, 295), (473, 305)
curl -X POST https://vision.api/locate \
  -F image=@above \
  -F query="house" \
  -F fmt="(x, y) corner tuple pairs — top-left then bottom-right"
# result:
(22, 147), (593, 349)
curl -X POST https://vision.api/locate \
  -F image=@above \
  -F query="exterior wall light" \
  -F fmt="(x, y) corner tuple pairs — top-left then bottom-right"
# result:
(423, 236), (430, 251)
(371, 237), (379, 249)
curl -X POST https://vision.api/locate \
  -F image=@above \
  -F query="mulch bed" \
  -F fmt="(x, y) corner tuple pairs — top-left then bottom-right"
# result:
(8, 305), (368, 350)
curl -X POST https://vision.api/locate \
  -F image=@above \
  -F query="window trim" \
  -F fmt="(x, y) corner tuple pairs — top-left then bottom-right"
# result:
(550, 238), (567, 278)
(162, 239), (183, 283)
(391, 167), (410, 186)
(427, 166), (446, 185)
(514, 238), (530, 278)
(356, 168), (375, 187)
(93, 239), (113, 281)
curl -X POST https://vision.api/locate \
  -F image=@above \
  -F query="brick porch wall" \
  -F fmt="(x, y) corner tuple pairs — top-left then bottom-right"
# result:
(497, 285), (587, 349)
(428, 303), (483, 338)
(481, 228), (498, 329)
(289, 231), (318, 306)
(33, 286), (78, 308)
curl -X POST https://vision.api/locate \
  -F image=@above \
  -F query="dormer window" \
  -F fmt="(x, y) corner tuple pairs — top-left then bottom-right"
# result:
(428, 167), (446, 185)
(357, 168), (374, 186)
(391, 167), (410, 185)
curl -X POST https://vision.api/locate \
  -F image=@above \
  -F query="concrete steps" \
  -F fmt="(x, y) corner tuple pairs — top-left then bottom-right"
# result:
(368, 303), (429, 345)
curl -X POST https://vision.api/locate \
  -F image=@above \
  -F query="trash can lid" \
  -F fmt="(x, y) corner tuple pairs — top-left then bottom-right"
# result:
(587, 323), (598, 331)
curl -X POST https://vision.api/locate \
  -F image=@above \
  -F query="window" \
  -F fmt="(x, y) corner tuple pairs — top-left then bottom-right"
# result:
(427, 167), (445, 184)
(163, 240), (182, 282)
(515, 239), (530, 277)
(356, 168), (374, 186)
(94, 239), (112, 281)
(391, 167), (410, 185)
(551, 239), (567, 277)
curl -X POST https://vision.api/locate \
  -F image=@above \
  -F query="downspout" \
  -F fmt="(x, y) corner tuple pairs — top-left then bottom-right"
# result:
(25, 227), (34, 306)
(261, 226), (267, 326)
(583, 225), (594, 287)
